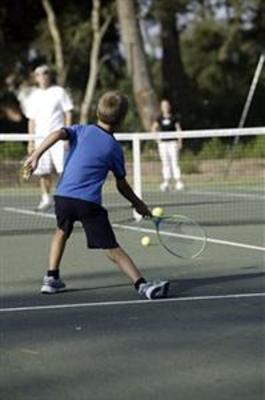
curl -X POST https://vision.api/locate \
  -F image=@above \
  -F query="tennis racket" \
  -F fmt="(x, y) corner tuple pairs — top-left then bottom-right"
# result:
(151, 214), (206, 259)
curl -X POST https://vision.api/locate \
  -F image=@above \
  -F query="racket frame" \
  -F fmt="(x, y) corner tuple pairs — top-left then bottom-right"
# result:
(152, 214), (207, 259)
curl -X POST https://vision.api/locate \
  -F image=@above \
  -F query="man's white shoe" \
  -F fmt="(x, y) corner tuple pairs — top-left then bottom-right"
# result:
(138, 280), (169, 300)
(36, 197), (52, 211)
(160, 182), (170, 192)
(175, 181), (184, 191)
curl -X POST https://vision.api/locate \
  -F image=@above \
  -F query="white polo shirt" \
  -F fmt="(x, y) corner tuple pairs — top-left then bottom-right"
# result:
(26, 85), (73, 139)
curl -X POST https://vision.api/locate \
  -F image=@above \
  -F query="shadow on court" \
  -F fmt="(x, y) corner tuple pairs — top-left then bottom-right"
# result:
(1, 271), (265, 308)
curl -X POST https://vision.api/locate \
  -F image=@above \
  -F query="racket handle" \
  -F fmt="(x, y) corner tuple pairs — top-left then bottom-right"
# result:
(21, 167), (31, 181)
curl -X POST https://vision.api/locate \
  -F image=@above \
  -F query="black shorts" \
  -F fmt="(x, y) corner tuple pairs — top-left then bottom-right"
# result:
(54, 196), (119, 249)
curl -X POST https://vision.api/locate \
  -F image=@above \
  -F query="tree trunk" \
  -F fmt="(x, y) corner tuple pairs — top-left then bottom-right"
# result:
(160, 10), (190, 124)
(116, 0), (159, 131)
(41, 0), (66, 86)
(79, 0), (112, 123)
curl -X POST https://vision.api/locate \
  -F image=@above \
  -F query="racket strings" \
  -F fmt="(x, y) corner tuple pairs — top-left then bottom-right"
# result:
(157, 216), (206, 259)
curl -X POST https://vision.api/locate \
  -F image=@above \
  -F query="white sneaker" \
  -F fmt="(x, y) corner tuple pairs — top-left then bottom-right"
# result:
(175, 181), (184, 191)
(36, 197), (52, 211)
(138, 280), (169, 300)
(160, 182), (170, 192)
(41, 276), (66, 294)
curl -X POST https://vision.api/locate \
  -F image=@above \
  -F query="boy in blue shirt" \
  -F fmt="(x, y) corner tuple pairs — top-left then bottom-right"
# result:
(24, 91), (169, 299)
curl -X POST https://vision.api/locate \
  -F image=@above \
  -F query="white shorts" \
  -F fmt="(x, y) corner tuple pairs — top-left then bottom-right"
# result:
(34, 141), (65, 176)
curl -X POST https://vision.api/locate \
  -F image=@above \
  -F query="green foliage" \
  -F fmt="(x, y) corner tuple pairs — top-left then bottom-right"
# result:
(180, 150), (200, 174)
(97, 64), (142, 132)
(0, 0), (264, 130)
(247, 135), (265, 158)
(33, 3), (92, 91)
(180, 1), (265, 127)
(233, 135), (265, 159)
(0, 142), (26, 160)
(198, 137), (227, 159)
(194, 135), (265, 161)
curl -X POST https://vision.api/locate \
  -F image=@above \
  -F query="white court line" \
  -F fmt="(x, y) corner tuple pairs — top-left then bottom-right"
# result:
(188, 189), (265, 201)
(112, 223), (265, 252)
(3, 206), (265, 252)
(0, 292), (264, 313)
(4, 207), (55, 219)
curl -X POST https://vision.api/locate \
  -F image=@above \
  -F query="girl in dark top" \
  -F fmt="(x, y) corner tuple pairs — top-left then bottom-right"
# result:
(152, 99), (184, 192)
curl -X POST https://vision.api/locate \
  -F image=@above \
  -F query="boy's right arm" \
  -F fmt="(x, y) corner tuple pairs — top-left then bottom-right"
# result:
(116, 178), (152, 217)
(24, 128), (68, 176)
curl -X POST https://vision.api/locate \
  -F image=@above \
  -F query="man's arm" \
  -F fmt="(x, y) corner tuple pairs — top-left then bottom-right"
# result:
(116, 178), (151, 217)
(24, 129), (68, 176)
(64, 111), (72, 126)
(63, 111), (72, 150)
(27, 119), (36, 155)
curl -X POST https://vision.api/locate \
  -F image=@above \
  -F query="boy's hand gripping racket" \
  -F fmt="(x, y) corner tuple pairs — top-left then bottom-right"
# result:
(151, 214), (207, 259)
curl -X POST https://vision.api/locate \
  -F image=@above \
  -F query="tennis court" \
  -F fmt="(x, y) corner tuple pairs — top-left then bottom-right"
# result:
(1, 129), (265, 399)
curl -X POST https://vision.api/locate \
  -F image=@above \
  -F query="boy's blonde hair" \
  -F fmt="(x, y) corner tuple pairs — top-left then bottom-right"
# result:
(97, 91), (128, 126)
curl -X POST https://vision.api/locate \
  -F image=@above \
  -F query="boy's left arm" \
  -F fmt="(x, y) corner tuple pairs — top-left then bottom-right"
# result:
(116, 178), (152, 217)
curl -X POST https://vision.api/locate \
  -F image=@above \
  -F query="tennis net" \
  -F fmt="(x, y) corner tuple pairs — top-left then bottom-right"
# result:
(0, 127), (264, 235)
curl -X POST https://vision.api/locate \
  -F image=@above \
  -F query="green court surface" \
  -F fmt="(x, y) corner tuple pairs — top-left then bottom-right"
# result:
(1, 195), (265, 400)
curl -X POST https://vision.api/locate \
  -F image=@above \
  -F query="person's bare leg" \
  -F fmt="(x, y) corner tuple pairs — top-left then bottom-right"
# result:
(36, 175), (53, 210)
(41, 228), (67, 293)
(105, 246), (142, 283)
(48, 228), (68, 271)
(40, 175), (52, 198)
(105, 246), (169, 299)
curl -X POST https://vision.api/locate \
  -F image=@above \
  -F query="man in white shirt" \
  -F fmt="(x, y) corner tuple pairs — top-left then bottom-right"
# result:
(26, 64), (73, 211)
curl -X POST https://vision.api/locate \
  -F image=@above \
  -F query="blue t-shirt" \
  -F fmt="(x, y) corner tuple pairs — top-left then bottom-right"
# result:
(56, 124), (126, 204)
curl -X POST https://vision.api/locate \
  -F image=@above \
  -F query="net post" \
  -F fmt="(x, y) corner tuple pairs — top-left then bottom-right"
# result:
(132, 136), (142, 221)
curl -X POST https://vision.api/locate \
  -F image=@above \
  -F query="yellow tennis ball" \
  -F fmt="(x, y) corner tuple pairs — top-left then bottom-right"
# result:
(152, 207), (164, 218)
(141, 236), (151, 247)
